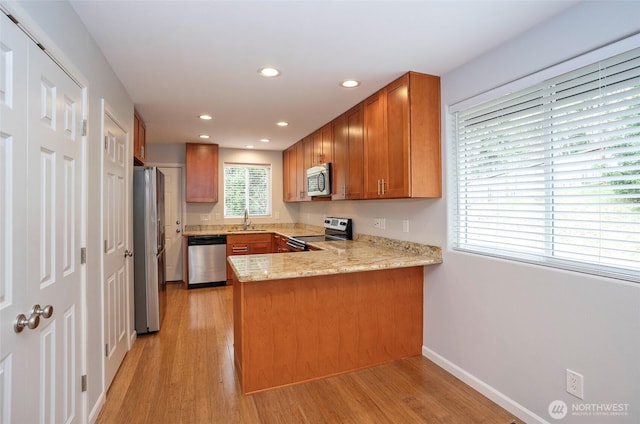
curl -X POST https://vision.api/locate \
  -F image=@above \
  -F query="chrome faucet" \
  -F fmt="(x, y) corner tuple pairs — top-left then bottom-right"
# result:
(242, 208), (251, 230)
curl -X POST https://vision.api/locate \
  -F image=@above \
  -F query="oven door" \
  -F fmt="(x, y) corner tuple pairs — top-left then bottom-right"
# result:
(286, 237), (308, 252)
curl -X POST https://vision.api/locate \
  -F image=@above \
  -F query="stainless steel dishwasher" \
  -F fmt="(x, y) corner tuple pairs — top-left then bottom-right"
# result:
(187, 235), (227, 288)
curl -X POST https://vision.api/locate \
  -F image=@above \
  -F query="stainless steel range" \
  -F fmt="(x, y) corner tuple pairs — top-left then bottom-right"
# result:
(287, 217), (353, 251)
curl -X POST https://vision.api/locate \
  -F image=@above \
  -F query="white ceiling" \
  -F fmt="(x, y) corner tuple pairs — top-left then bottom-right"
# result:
(70, 0), (578, 151)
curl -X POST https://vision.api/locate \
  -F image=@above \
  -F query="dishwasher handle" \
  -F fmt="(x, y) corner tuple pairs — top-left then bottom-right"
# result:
(188, 235), (227, 246)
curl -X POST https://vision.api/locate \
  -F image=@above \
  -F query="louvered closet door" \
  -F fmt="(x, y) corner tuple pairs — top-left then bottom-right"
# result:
(0, 12), (85, 423)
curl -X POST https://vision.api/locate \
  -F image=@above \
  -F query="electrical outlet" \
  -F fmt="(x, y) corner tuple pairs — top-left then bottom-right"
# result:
(275, 211), (280, 220)
(566, 369), (584, 399)
(403, 220), (409, 233)
(200, 214), (209, 222)
(373, 218), (386, 229)
(215, 213), (221, 221)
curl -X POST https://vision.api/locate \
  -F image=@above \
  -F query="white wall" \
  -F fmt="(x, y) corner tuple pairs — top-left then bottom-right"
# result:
(11, 1), (639, 423)
(3, 1), (134, 422)
(146, 144), (299, 226)
(300, 2), (640, 423)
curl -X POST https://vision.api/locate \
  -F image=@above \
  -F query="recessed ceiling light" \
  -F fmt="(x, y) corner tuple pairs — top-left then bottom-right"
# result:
(198, 134), (210, 139)
(276, 121), (289, 127)
(259, 67), (281, 78)
(260, 138), (270, 143)
(246, 145), (255, 149)
(340, 80), (360, 88)
(199, 114), (213, 120)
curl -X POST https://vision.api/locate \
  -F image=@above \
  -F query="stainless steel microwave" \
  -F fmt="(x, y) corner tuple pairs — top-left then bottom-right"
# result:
(306, 163), (331, 197)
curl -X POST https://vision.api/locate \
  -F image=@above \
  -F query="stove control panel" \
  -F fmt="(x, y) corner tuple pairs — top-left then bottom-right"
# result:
(323, 217), (348, 230)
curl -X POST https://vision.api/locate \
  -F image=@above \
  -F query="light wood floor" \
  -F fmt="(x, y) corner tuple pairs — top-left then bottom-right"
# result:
(96, 282), (523, 424)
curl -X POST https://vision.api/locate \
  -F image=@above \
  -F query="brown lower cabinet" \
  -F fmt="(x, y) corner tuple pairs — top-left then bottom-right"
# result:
(272, 234), (292, 253)
(226, 233), (273, 285)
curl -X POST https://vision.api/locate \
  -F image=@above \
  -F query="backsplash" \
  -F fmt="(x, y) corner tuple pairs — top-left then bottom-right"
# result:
(184, 222), (324, 233)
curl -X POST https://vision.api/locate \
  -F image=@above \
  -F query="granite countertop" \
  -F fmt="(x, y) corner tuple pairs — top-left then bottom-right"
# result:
(183, 223), (324, 238)
(184, 224), (441, 282)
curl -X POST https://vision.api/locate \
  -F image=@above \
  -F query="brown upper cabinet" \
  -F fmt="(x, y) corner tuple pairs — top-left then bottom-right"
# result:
(311, 123), (333, 165)
(133, 110), (146, 165)
(282, 71), (441, 202)
(186, 143), (219, 203)
(283, 145), (297, 202)
(364, 72), (441, 199)
(300, 137), (313, 200)
(332, 102), (364, 200)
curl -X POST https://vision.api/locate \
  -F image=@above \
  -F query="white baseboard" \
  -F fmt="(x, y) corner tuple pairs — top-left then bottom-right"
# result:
(87, 392), (105, 424)
(89, 331), (136, 423)
(422, 346), (548, 424)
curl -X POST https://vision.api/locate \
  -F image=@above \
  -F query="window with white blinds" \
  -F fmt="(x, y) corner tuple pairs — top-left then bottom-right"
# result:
(452, 47), (640, 282)
(223, 163), (271, 218)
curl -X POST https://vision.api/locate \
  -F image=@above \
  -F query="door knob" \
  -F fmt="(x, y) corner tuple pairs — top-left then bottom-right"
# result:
(14, 313), (39, 333)
(13, 304), (54, 333)
(176, 229), (181, 233)
(124, 250), (133, 258)
(176, 220), (180, 225)
(32, 304), (54, 319)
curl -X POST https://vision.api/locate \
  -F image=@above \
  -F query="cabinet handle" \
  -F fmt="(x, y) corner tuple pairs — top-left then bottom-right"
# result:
(232, 246), (249, 253)
(377, 179), (380, 196)
(381, 179), (385, 195)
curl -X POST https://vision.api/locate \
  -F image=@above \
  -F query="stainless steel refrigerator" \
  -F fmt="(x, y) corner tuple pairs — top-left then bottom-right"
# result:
(133, 167), (166, 334)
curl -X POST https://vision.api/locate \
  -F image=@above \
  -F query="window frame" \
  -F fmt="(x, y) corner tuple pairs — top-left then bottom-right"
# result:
(448, 35), (640, 283)
(223, 162), (272, 218)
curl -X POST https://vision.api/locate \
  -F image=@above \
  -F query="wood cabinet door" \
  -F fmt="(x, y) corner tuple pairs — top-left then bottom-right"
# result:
(293, 142), (303, 201)
(185, 143), (218, 202)
(139, 118), (146, 161)
(133, 111), (145, 165)
(320, 122), (333, 164)
(384, 74), (411, 198)
(311, 129), (322, 165)
(133, 113), (140, 159)
(363, 91), (387, 198)
(346, 103), (364, 199)
(282, 148), (290, 201)
(251, 242), (272, 254)
(283, 146), (297, 202)
(331, 112), (347, 200)
(300, 136), (314, 200)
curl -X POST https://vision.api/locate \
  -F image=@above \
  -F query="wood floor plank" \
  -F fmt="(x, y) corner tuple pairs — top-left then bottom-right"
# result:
(96, 282), (523, 424)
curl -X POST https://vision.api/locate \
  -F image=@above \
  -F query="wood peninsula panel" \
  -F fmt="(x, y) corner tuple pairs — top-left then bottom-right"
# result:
(235, 266), (423, 394)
